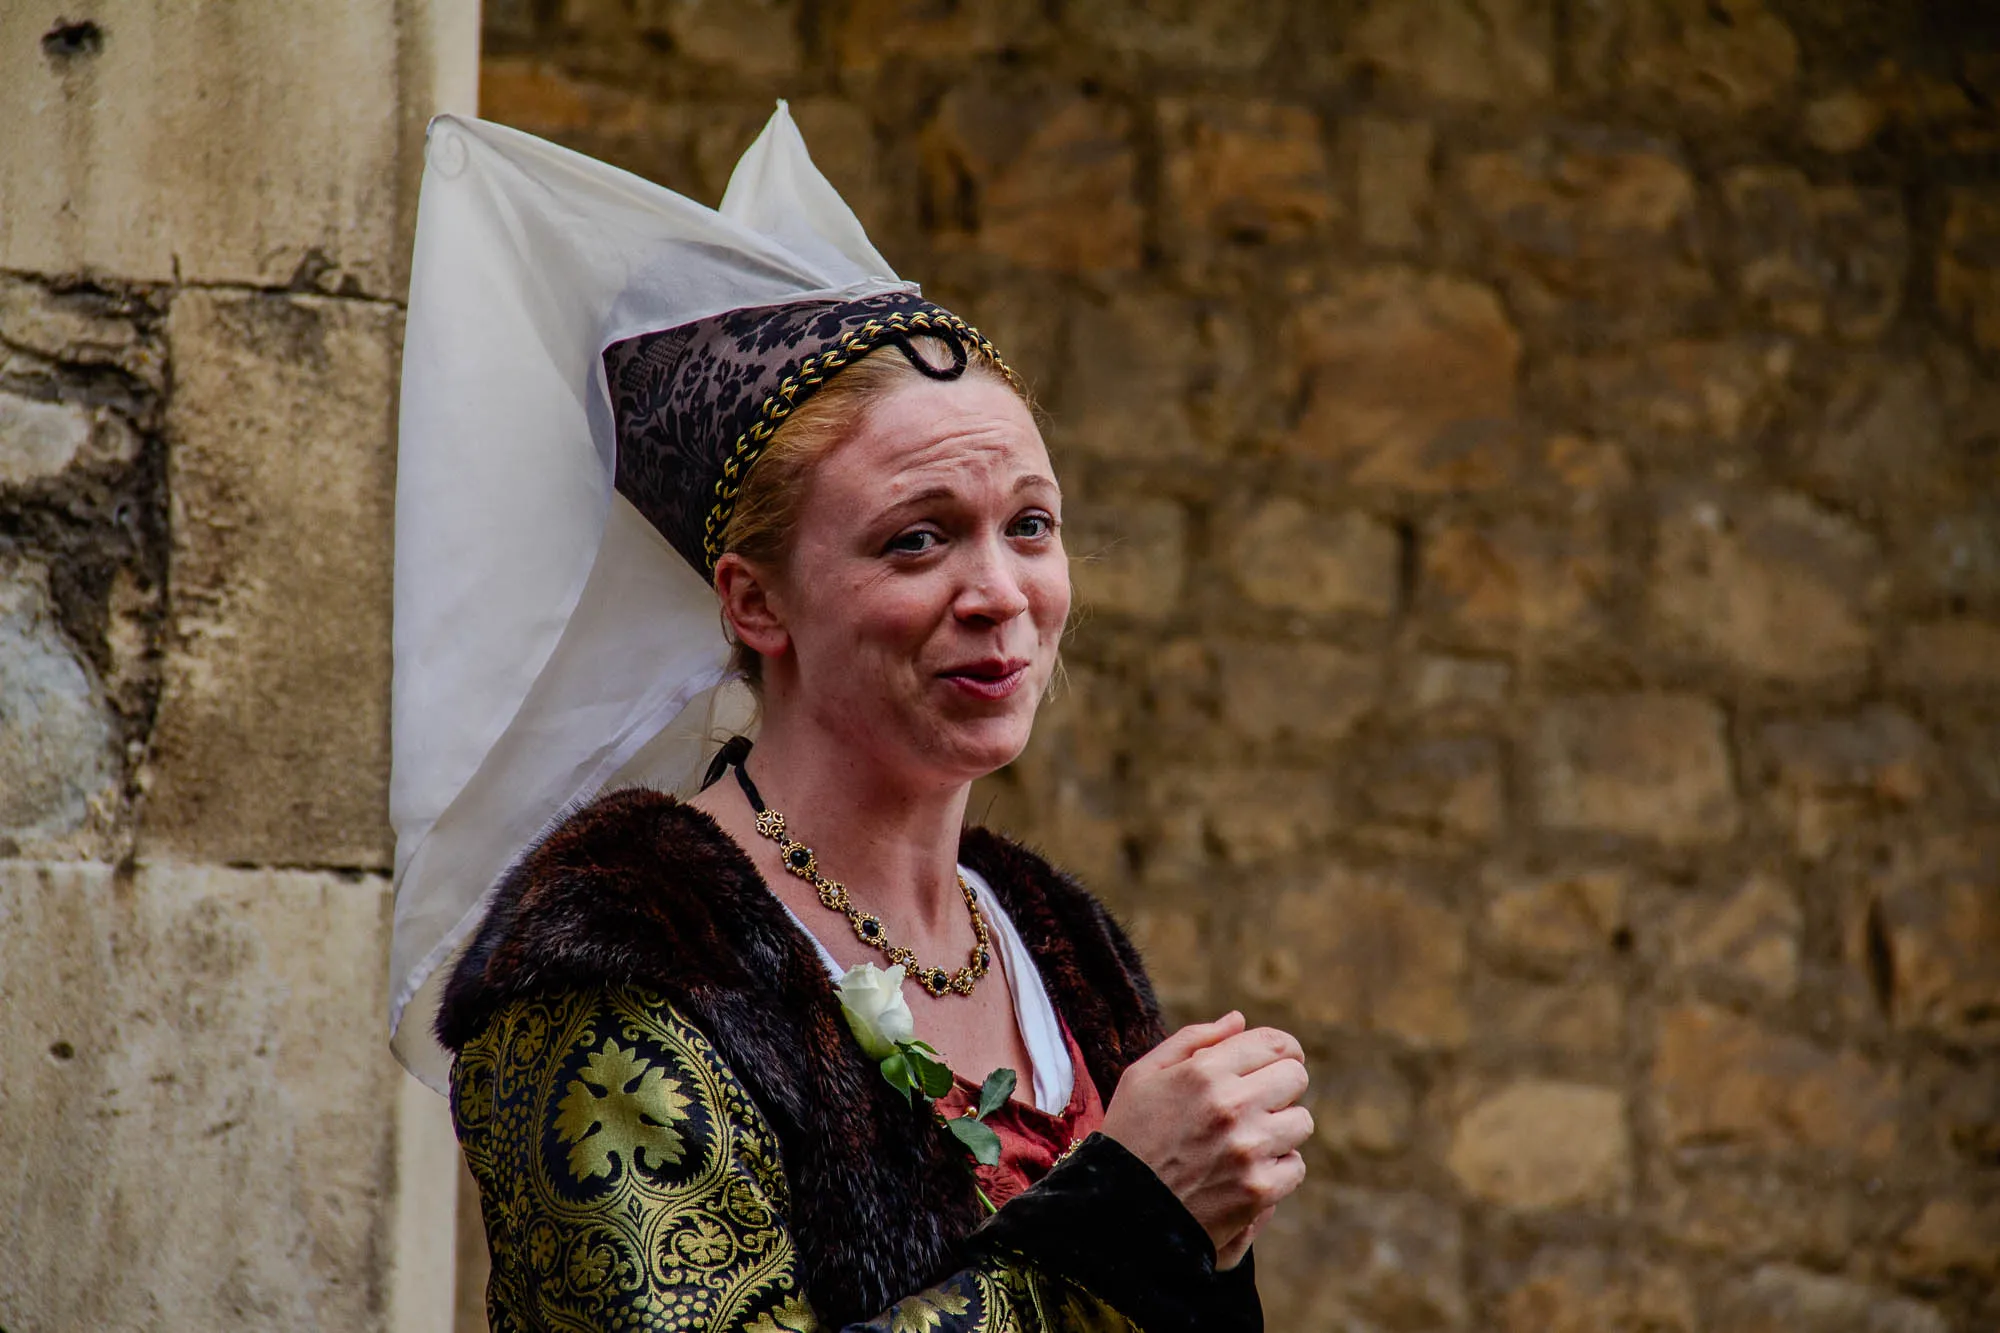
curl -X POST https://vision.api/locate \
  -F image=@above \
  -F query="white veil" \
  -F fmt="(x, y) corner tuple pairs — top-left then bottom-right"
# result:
(389, 107), (916, 1091)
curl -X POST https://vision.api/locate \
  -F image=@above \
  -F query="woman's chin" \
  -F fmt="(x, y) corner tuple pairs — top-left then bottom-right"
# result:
(925, 713), (1037, 781)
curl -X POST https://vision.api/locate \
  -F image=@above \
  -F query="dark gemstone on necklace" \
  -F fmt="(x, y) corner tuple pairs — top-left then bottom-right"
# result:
(787, 847), (812, 869)
(927, 968), (948, 992)
(977, 949), (990, 970)
(860, 918), (881, 939)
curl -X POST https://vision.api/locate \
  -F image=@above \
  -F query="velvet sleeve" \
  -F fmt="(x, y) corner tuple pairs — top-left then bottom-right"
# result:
(452, 986), (1257, 1333)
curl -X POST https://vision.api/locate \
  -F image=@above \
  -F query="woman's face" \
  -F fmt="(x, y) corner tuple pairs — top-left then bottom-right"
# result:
(765, 372), (1069, 786)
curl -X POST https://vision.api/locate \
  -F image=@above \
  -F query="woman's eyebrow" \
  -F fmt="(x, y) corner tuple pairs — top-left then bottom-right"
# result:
(880, 475), (1058, 513)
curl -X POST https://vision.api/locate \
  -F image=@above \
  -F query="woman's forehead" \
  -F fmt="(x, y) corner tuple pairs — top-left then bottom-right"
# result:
(832, 377), (1054, 497)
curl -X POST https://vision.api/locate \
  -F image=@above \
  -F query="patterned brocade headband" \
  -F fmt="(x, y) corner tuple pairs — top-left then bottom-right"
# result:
(604, 290), (1018, 578)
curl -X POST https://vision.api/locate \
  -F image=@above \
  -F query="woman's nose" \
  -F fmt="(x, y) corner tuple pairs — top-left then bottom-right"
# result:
(955, 547), (1032, 623)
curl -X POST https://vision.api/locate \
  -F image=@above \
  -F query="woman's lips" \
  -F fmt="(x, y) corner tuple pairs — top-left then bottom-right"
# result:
(938, 659), (1030, 701)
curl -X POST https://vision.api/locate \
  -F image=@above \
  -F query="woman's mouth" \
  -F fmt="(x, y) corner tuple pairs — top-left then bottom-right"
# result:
(938, 657), (1030, 701)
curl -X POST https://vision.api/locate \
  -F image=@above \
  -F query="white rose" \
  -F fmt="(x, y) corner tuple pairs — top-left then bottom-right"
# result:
(837, 963), (914, 1061)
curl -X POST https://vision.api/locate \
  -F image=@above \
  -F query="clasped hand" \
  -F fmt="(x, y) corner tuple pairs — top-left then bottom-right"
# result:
(1097, 1011), (1312, 1270)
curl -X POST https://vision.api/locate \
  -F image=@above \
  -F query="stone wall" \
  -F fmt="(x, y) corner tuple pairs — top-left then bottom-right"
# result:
(477, 2), (2000, 1330)
(0, 4), (476, 1330)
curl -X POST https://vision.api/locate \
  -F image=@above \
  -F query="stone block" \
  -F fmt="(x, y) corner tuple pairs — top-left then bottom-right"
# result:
(0, 391), (137, 487)
(1762, 708), (1933, 807)
(144, 290), (396, 869)
(1420, 515), (1612, 653)
(1256, 1182), (1467, 1331)
(1713, 1266), (1947, 1333)
(1572, 0), (1799, 116)
(1066, 498), (1186, 619)
(1652, 1167), (1858, 1263)
(1653, 1003), (1901, 1161)
(1529, 695), (1738, 844)
(633, 0), (800, 75)
(0, 2), (420, 296)
(1061, 0), (1285, 69)
(0, 275), (163, 390)
(0, 556), (120, 852)
(835, 0), (1042, 71)
(1227, 499), (1401, 618)
(1651, 490), (1880, 683)
(1311, 1059), (1415, 1158)
(922, 85), (1140, 273)
(1891, 1195), (2000, 1285)
(1499, 1247), (1696, 1333)
(1240, 869), (1468, 1048)
(1121, 904), (1211, 1010)
(1804, 89), (1885, 153)
(1800, 356), (1949, 510)
(1217, 642), (1379, 744)
(1876, 858), (2000, 1043)
(1345, 0), (1554, 106)
(1049, 289), (1258, 461)
(1283, 268), (1521, 485)
(0, 859), (426, 1331)
(1667, 873), (1802, 1001)
(1939, 188), (2000, 357)
(1159, 98), (1337, 248)
(1456, 137), (1712, 335)
(1889, 619), (2000, 692)
(1474, 975), (1625, 1061)
(1722, 167), (1908, 341)
(1364, 736), (1505, 841)
(1144, 765), (1336, 870)
(1400, 654), (1512, 719)
(1483, 867), (1628, 971)
(1547, 337), (1793, 443)
(1345, 116), (1435, 253)
(1447, 1080), (1630, 1211)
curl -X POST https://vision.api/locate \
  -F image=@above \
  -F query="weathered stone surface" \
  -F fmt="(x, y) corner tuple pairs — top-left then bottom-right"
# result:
(1722, 167), (1908, 341)
(1572, 0), (1800, 116)
(1651, 490), (1880, 683)
(1050, 290), (1255, 460)
(1241, 870), (1468, 1047)
(1421, 514), (1611, 653)
(0, 557), (120, 850)
(1889, 619), (2000, 692)
(1652, 1167), (1858, 1262)
(1499, 1247), (1697, 1333)
(1218, 642), (1378, 744)
(1346, 116), (1434, 253)
(0, 860), (410, 1330)
(1365, 736), (1505, 841)
(1066, 498), (1186, 619)
(922, 85), (1141, 272)
(1159, 99), (1336, 248)
(633, 0), (801, 75)
(1804, 89), (1885, 153)
(0, 392), (137, 486)
(1400, 654), (1512, 719)
(1448, 1080), (1629, 1211)
(0, 2), (428, 295)
(0, 275), (163, 389)
(1142, 765), (1337, 871)
(1668, 873), (1802, 1001)
(1547, 337), (1793, 442)
(1346, 0), (1554, 107)
(1227, 499), (1400, 617)
(1457, 137), (1711, 333)
(1891, 1195), (2000, 1285)
(1062, 0), (1285, 69)
(144, 291), (396, 869)
(1713, 1265), (1947, 1333)
(835, 0), (1042, 70)
(1312, 1059), (1415, 1158)
(1483, 867), (1628, 970)
(1529, 695), (1738, 844)
(1761, 708), (1933, 852)
(1284, 268), (1521, 484)
(1476, 975), (1626, 1061)
(1799, 356), (1949, 510)
(1939, 188), (2000, 357)
(1653, 1003), (1901, 1161)
(1257, 1182), (1468, 1330)
(1876, 854), (2000, 1043)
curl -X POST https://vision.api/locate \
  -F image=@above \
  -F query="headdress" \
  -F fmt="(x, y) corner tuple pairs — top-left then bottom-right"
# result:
(389, 107), (1007, 1089)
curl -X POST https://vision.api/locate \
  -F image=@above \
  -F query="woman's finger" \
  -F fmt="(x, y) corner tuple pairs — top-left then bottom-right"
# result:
(1139, 1011), (1246, 1069)
(1192, 1026), (1305, 1078)
(1230, 1055), (1310, 1114)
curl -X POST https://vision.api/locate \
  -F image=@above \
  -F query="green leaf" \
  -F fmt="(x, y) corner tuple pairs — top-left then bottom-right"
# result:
(906, 1040), (940, 1056)
(947, 1114), (1003, 1166)
(879, 1051), (914, 1104)
(975, 1067), (1017, 1121)
(906, 1048), (955, 1100)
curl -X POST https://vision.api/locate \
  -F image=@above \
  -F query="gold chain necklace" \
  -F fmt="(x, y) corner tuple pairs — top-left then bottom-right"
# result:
(734, 763), (993, 998)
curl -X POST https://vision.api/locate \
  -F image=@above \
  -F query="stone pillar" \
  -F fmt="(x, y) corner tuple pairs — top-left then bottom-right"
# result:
(0, 3), (476, 1330)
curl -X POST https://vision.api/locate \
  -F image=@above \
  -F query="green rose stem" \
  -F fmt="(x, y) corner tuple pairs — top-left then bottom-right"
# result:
(837, 964), (1019, 1214)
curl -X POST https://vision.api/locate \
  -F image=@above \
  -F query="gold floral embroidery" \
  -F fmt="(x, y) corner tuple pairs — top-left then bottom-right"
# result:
(745, 1295), (821, 1333)
(554, 1037), (691, 1180)
(889, 1289), (973, 1333)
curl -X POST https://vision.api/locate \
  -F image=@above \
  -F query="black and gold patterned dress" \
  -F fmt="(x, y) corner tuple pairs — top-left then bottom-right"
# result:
(438, 791), (1260, 1333)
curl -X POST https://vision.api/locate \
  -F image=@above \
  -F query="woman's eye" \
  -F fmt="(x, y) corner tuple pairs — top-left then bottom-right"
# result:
(885, 528), (939, 555)
(1009, 512), (1056, 539)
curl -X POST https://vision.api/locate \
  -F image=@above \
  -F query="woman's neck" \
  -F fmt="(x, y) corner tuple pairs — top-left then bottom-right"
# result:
(730, 718), (972, 935)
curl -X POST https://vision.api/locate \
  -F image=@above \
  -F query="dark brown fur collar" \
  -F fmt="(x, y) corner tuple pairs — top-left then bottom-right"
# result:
(436, 788), (1165, 1327)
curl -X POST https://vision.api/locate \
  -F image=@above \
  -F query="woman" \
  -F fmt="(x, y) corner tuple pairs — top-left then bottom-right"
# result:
(390, 107), (1310, 1333)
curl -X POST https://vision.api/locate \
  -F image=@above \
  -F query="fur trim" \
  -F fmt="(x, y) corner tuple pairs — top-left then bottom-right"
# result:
(436, 788), (1165, 1327)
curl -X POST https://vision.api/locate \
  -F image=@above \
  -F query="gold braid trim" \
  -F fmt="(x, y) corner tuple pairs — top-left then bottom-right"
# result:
(700, 308), (1020, 572)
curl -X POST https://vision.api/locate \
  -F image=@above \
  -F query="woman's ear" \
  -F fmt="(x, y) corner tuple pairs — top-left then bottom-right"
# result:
(714, 553), (790, 660)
